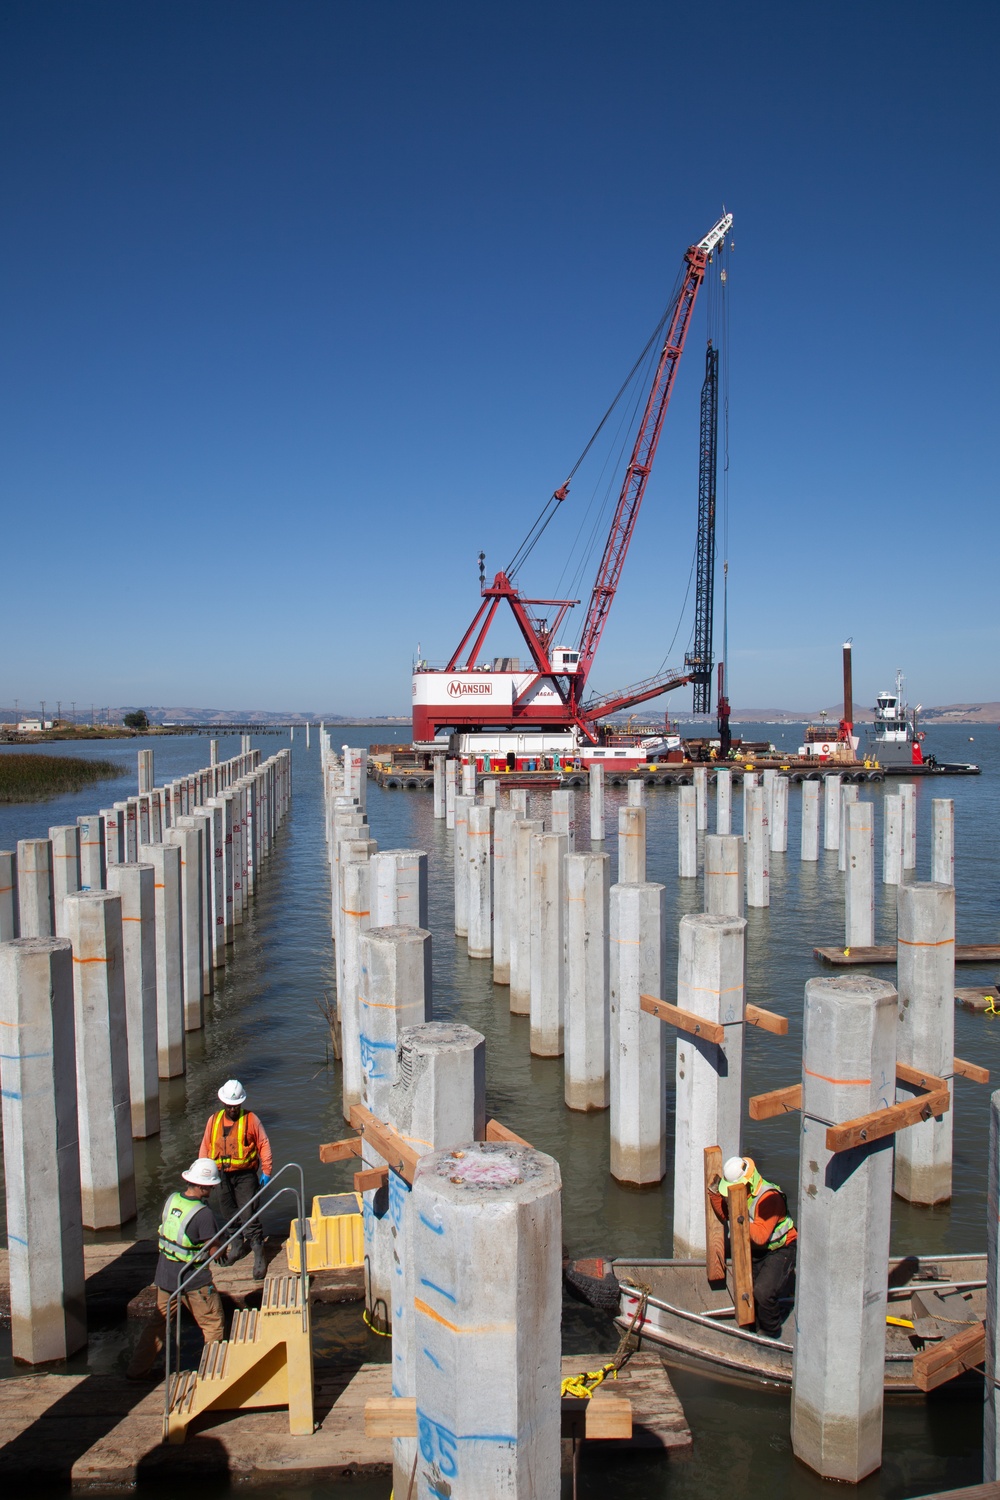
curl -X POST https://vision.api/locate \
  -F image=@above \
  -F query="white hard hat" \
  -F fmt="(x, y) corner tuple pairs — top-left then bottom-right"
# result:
(218, 1079), (247, 1106)
(720, 1156), (755, 1196)
(182, 1157), (222, 1187)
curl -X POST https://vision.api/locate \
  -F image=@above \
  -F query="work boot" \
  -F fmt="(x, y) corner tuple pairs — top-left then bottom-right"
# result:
(252, 1244), (267, 1281)
(224, 1238), (246, 1266)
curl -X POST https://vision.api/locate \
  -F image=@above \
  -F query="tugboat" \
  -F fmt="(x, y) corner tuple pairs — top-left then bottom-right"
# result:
(867, 671), (925, 768)
(865, 670), (980, 775)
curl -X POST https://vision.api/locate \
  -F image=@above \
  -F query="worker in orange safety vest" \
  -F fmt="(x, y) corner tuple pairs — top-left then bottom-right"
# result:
(199, 1079), (273, 1281)
(708, 1154), (797, 1339)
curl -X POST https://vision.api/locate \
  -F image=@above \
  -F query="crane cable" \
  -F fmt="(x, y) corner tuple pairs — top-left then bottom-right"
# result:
(720, 232), (732, 703)
(505, 267), (686, 581)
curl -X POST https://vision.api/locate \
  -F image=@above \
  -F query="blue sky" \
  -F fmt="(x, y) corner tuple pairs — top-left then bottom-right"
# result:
(3, 2), (997, 716)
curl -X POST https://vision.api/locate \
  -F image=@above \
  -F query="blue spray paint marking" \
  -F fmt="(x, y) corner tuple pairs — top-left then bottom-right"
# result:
(7, 1232), (27, 1246)
(420, 1277), (456, 1303)
(388, 1170), (408, 1227)
(359, 1033), (395, 1079)
(1, 1089), (22, 1101)
(0, 1052), (51, 1061)
(418, 1409), (516, 1480)
(418, 1413), (459, 1477)
(419, 1212), (444, 1235)
(422, 1346), (443, 1370)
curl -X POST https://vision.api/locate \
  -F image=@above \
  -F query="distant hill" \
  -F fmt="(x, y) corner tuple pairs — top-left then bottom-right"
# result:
(0, 706), (410, 727)
(674, 702), (1000, 726)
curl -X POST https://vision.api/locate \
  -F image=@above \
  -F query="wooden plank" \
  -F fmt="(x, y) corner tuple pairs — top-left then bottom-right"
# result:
(318, 1137), (362, 1163)
(912, 1319), (985, 1392)
(349, 1103), (420, 1183)
(367, 1393), (633, 1440)
(704, 1146), (726, 1283)
(954, 1056), (990, 1084)
(485, 1118), (532, 1148)
(826, 1086), (950, 1153)
(578, 1396), (632, 1440)
(639, 994), (724, 1045)
(353, 1166), (388, 1194)
(745, 1004), (788, 1035)
(896, 1062), (948, 1092)
(728, 1181), (755, 1327)
(816, 944), (1000, 966)
(365, 1396), (416, 1437)
(748, 1083), (802, 1120)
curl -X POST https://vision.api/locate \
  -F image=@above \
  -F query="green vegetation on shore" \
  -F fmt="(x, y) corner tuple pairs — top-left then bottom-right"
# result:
(0, 754), (127, 804)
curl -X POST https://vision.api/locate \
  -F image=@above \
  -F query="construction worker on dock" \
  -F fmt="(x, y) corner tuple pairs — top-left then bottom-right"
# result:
(708, 1155), (797, 1339)
(126, 1157), (225, 1379)
(199, 1079), (273, 1281)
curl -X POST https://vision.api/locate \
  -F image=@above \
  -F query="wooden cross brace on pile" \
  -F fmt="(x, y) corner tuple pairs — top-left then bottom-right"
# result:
(748, 1056), (988, 1152)
(318, 1108), (531, 1194)
(316, 1111), (635, 1441)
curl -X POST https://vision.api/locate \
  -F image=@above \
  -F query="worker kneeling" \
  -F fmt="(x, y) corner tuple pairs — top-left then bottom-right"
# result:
(127, 1158), (225, 1379)
(709, 1155), (797, 1339)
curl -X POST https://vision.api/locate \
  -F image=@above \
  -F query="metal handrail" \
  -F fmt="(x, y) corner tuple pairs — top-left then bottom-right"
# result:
(161, 1161), (309, 1436)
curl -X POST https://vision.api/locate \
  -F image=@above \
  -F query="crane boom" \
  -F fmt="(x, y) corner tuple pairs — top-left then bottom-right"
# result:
(573, 212), (732, 702)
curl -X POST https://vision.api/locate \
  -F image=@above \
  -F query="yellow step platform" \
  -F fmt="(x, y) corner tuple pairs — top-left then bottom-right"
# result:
(285, 1193), (364, 1273)
(165, 1273), (314, 1443)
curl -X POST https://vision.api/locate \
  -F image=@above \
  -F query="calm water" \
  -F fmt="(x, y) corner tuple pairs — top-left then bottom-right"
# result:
(1, 723), (998, 1497)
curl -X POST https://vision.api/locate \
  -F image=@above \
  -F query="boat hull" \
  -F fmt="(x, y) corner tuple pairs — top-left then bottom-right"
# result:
(612, 1254), (986, 1394)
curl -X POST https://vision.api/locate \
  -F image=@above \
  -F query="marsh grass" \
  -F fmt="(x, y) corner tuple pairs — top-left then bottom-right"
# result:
(0, 753), (127, 803)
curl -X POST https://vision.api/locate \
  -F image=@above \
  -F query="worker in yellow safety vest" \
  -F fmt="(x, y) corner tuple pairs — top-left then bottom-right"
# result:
(127, 1158), (225, 1378)
(199, 1079), (273, 1280)
(708, 1155), (797, 1339)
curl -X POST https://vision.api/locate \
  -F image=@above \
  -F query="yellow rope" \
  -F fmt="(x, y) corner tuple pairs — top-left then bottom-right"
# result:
(561, 1282), (649, 1399)
(362, 1307), (391, 1337)
(561, 1363), (617, 1400)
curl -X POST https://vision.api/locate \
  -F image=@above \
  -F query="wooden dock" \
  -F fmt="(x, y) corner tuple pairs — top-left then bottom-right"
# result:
(956, 986), (1000, 1012)
(911, 1487), (1000, 1500)
(0, 1239), (365, 1330)
(814, 945), (1000, 967)
(0, 1352), (689, 1484)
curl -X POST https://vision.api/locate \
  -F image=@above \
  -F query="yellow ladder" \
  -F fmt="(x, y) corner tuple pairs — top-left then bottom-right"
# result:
(164, 1273), (314, 1443)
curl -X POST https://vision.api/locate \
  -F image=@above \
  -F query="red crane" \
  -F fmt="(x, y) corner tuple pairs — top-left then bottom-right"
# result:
(412, 211), (733, 746)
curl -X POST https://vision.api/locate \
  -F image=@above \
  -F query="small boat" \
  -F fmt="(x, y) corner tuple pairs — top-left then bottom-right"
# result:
(867, 670), (926, 768)
(565, 1253), (986, 1393)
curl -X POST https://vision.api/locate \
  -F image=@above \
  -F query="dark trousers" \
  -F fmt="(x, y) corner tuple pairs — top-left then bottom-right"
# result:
(218, 1168), (262, 1249)
(752, 1241), (796, 1337)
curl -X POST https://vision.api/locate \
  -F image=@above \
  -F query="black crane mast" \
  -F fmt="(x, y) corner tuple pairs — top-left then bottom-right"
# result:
(687, 341), (719, 714)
